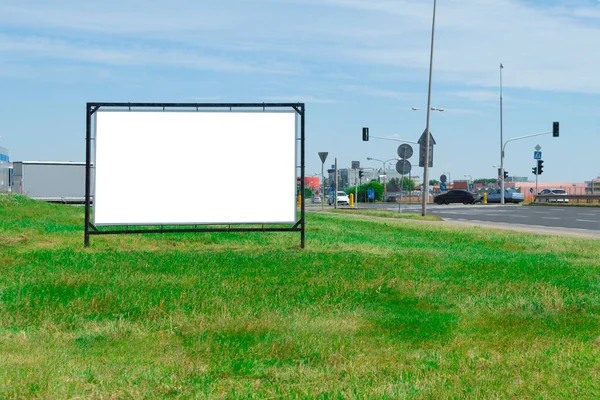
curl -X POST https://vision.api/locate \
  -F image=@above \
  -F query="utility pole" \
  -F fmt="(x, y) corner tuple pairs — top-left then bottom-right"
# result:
(500, 62), (505, 204)
(421, 0), (437, 216)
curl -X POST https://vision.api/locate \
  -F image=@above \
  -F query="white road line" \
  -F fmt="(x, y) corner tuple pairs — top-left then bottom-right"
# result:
(576, 219), (599, 223)
(579, 213), (598, 216)
(542, 217), (561, 220)
(534, 211), (551, 214)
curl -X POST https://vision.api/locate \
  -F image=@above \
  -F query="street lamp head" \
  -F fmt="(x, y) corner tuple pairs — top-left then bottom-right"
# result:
(367, 157), (373, 160)
(411, 107), (421, 111)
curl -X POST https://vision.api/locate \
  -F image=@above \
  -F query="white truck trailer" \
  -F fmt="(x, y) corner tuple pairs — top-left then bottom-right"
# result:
(11, 161), (88, 203)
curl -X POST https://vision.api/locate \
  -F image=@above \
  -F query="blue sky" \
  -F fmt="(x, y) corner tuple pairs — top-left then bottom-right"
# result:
(1, 0), (599, 183)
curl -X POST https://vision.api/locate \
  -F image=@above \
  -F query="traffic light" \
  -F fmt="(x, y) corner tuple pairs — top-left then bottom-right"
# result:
(362, 127), (369, 141)
(532, 166), (537, 175)
(537, 159), (544, 175)
(553, 121), (559, 137)
(503, 171), (508, 179)
(359, 169), (364, 179)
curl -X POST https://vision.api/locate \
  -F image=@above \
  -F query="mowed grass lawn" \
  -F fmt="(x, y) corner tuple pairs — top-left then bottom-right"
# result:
(1, 195), (600, 398)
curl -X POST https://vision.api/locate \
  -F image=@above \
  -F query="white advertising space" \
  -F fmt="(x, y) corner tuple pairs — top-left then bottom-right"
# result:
(93, 111), (297, 225)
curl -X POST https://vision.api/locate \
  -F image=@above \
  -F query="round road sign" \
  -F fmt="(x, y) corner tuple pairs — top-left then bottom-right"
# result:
(396, 159), (411, 175)
(397, 144), (413, 159)
(440, 174), (447, 183)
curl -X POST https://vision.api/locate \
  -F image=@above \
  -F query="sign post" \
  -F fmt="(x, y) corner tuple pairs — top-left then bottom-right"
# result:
(533, 145), (541, 196)
(351, 160), (360, 208)
(396, 144), (413, 213)
(418, 130), (436, 207)
(318, 152), (328, 209)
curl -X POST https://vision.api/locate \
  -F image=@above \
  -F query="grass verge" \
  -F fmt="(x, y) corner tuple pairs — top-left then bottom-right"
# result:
(1, 195), (599, 398)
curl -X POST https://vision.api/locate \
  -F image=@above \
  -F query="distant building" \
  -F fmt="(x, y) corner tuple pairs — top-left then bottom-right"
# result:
(506, 176), (528, 183)
(0, 146), (10, 193)
(586, 177), (600, 194)
(11, 161), (88, 203)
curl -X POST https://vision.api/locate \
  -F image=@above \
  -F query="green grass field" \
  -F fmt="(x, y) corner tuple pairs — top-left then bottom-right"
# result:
(1, 194), (600, 398)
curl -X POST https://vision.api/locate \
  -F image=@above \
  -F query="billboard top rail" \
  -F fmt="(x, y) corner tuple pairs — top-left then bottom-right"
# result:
(88, 102), (304, 109)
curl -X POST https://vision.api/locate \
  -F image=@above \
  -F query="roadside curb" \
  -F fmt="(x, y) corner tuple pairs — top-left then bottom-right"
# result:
(309, 209), (600, 240)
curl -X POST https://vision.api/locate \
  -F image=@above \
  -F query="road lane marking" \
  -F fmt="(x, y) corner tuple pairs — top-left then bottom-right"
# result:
(576, 219), (599, 223)
(542, 217), (561, 220)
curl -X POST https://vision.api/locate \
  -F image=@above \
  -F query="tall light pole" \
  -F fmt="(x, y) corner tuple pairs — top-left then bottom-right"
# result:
(412, 107), (444, 112)
(422, 0), (437, 216)
(500, 62), (505, 204)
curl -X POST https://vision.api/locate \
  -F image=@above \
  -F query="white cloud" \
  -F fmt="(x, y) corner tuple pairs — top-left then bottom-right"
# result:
(0, 0), (599, 93)
(339, 85), (412, 100)
(261, 95), (338, 104)
(0, 34), (301, 75)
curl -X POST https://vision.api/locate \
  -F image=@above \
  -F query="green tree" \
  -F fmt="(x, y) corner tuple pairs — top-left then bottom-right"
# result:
(474, 178), (498, 184)
(297, 185), (314, 198)
(387, 177), (401, 192)
(400, 178), (416, 191)
(346, 181), (384, 202)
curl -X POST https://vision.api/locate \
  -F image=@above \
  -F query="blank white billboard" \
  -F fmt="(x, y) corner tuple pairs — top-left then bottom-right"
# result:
(93, 111), (297, 225)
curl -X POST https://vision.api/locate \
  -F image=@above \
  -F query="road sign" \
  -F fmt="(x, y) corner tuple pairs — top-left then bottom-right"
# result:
(469, 183), (474, 191)
(440, 182), (447, 191)
(535, 144), (541, 151)
(440, 174), (447, 183)
(418, 129), (436, 167)
(368, 189), (375, 200)
(395, 159), (411, 175)
(534, 151), (542, 160)
(529, 187), (534, 193)
(318, 152), (328, 163)
(397, 144), (413, 159)
(351, 161), (360, 169)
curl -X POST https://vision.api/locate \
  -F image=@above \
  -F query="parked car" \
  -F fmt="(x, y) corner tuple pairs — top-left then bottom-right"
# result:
(385, 192), (409, 202)
(311, 195), (321, 204)
(328, 191), (350, 205)
(434, 189), (479, 205)
(486, 188), (525, 203)
(537, 188), (569, 203)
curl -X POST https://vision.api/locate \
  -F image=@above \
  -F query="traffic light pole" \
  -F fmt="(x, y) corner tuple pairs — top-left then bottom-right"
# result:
(355, 169), (358, 208)
(365, 135), (418, 144)
(536, 168), (539, 197)
(500, 129), (555, 204)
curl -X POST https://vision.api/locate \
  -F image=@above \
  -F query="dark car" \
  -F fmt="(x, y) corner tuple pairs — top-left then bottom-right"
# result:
(434, 189), (478, 205)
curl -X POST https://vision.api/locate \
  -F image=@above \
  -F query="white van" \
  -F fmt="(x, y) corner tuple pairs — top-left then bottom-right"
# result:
(328, 191), (350, 205)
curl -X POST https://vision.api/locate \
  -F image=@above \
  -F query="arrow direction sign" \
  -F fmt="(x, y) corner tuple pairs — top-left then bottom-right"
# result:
(418, 129), (436, 168)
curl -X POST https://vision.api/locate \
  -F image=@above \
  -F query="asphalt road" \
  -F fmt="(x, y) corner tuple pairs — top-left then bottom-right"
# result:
(310, 202), (600, 237)
(415, 204), (600, 231)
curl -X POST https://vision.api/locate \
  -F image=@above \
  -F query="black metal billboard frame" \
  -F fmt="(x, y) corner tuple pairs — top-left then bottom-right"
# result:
(84, 102), (305, 248)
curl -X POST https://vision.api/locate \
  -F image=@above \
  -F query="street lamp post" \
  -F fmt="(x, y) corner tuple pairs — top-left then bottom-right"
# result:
(367, 157), (399, 201)
(422, 0), (437, 216)
(500, 63), (505, 204)
(412, 107), (444, 112)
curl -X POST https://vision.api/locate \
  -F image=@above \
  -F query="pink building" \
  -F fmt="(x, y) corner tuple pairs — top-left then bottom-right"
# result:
(513, 182), (588, 202)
